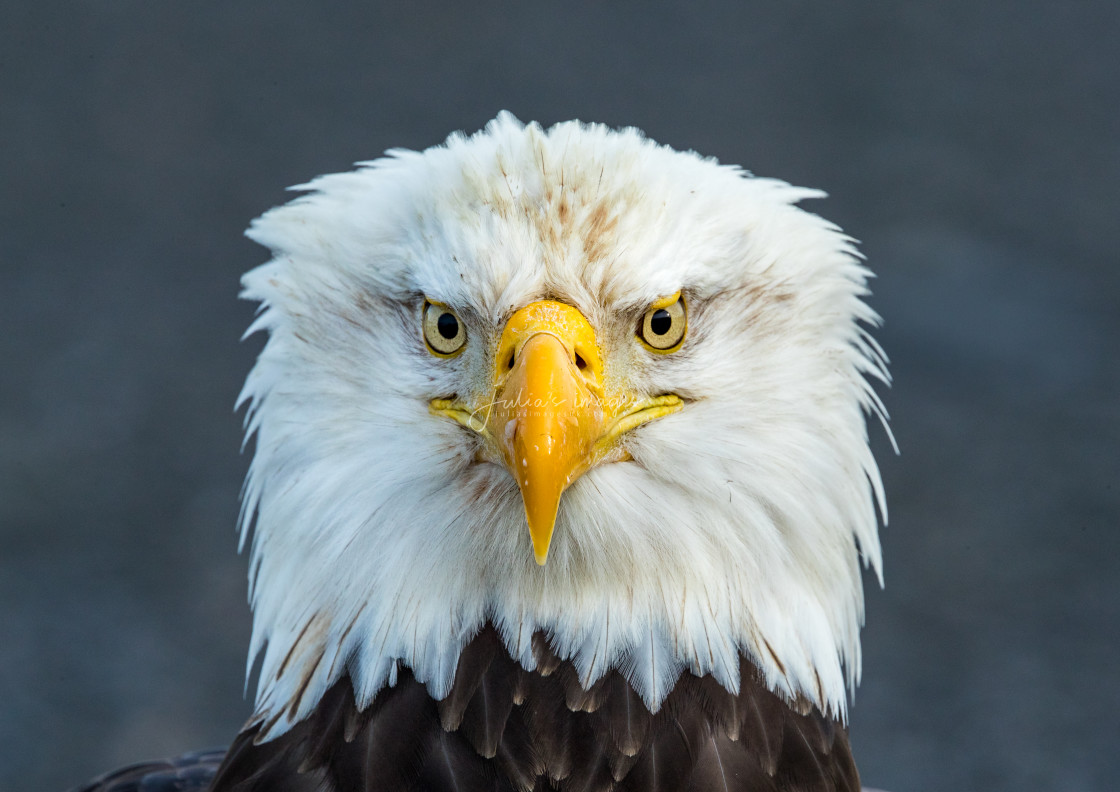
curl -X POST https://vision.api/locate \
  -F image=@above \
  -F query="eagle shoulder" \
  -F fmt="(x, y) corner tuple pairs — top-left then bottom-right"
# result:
(68, 748), (226, 792)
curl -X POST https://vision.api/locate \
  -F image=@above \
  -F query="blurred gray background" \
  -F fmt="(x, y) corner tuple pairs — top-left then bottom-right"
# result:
(2, 2), (1117, 791)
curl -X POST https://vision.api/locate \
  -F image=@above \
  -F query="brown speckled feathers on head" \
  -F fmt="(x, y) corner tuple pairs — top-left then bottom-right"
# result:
(207, 625), (859, 792)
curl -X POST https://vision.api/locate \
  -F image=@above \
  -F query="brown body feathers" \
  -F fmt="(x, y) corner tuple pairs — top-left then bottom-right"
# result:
(206, 625), (859, 792)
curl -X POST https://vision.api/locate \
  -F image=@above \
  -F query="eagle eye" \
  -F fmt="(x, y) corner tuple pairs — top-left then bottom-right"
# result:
(423, 300), (467, 356)
(638, 293), (687, 352)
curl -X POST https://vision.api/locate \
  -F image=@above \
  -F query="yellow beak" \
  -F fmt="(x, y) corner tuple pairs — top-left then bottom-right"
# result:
(487, 302), (607, 564)
(430, 300), (683, 565)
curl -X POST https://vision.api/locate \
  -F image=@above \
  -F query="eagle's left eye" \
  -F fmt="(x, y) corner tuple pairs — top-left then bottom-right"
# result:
(638, 293), (687, 352)
(423, 300), (467, 357)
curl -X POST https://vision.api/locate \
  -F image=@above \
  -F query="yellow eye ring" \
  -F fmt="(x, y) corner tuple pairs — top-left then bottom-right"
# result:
(637, 292), (687, 352)
(422, 300), (467, 357)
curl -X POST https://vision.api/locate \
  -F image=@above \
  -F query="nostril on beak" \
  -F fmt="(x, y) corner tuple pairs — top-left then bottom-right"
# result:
(574, 352), (587, 371)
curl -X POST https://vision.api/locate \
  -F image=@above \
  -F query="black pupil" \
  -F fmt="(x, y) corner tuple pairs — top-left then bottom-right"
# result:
(437, 312), (459, 339)
(650, 308), (672, 336)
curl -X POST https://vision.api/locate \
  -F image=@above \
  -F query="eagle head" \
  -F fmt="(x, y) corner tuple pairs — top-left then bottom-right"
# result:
(236, 113), (889, 742)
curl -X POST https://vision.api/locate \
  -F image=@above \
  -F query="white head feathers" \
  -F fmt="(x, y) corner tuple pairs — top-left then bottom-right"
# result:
(237, 113), (890, 741)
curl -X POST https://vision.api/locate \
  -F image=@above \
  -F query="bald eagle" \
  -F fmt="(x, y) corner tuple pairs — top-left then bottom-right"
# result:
(76, 114), (891, 792)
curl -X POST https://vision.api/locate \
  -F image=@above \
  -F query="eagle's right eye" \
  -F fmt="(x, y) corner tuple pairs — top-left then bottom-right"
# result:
(423, 300), (467, 357)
